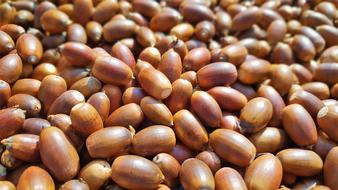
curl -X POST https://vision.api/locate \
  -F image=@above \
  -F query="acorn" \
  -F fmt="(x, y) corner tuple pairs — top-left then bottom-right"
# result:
(103, 19), (137, 42)
(12, 78), (41, 97)
(291, 35), (316, 62)
(1, 134), (39, 162)
(170, 23), (195, 41)
(79, 160), (111, 190)
(282, 104), (317, 147)
(270, 64), (294, 96)
(181, 71), (197, 87)
(239, 97), (273, 133)
(158, 49), (182, 83)
(38, 75), (67, 114)
(93, 0), (119, 24)
(238, 59), (271, 85)
(0, 53), (22, 84)
(7, 94), (41, 117)
(0, 80), (10, 108)
(289, 90), (324, 118)
(197, 62), (237, 89)
(31, 63), (57, 81)
(132, 125), (176, 157)
(267, 19), (287, 45)
(59, 179), (90, 190)
(47, 114), (83, 150)
(16, 34), (43, 65)
(85, 21), (103, 42)
(180, 3), (214, 24)
(48, 90), (85, 115)
(249, 127), (289, 154)
(150, 8), (182, 32)
(179, 158), (215, 190)
(0, 107), (25, 140)
(231, 7), (261, 31)
(215, 167), (247, 190)
(0, 24), (25, 41)
(105, 103), (143, 128)
(191, 91), (222, 127)
(122, 87), (146, 105)
(17, 166), (55, 190)
(86, 127), (133, 159)
(111, 155), (164, 189)
(317, 105), (338, 142)
(183, 47), (211, 71)
(87, 92), (110, 122)
(70, 76), (101, 98)
(92, 55), (133, 86)
(33, 1), (56, 29)
(67, 23), (87, 43)
(59, 42), (96, 67)
(302, 82), (330, 100)
(208, 86), (247, 111)
(138, 47), (161, 68)
(209, 129), (256, 167)
(244, 154), (283, 190)
(0, 31), (14, 55)
(40, 127), (80, 182)
(314, 63), (338, 86)
(314, 132), (337, 159)
(276, 149), (323, 177)
(102, 84), (122, 113)
(1, 149), (23, 169)
(138, 67), (172, 100)
(40, 9), (71, 34)
(221, 43), (248, 66)
(165, 79), (193, 114)
(111, 42), (136, 72)
(195, 151), (221, 174)
(140, 96), (173, 126)
(173, 109), (208, 151)
(23, 118), (50, 135)
(70, 103), (103, 137)
(324, 147), (338, 189)
(153, 153), (180, 187)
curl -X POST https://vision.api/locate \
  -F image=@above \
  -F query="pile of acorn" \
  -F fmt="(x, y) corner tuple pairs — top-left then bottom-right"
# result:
(0, 0), (337, 189)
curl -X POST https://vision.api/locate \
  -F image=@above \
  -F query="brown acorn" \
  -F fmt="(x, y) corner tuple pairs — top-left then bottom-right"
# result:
(38, 75), (67, 114)
(67, 23), (87, 43)
(277, 149), (323, 177)
(179, 158), (215, 190)
(17, 166), (55, 190)
(105, 103), (143, 128)
(302, 82), (330, 100)
(31, 63), (58, 81)
(59, 179), (90, 190)
(183, 47), (211, 71)
(0, 80), (10, 108)
(191, 91), (222, 127)
(16, 34), (43, 65)
(314, 132), (337, 159)
(197, 62), (237, 89)
(208, 86), (247, 111)
(1, 149), (23, 169)
(317, 105), (338, 142)
(150, 8), (182, 32)
(271, 43), (294, 64)
(133, 0), (160, 18)
(138, 47), (161, 68)
(170, 23), (194, 41)
(33, 1), (56, 29)
(215, 167), (247, 190)
(289, 90), (324, 118)
(210, 129), (256, 167)
(0, 3), (16, 27)
(195, 151), (221, 174)
(40, 127), (80, 182)
(93, 0), (119, 24)
(291, 35), (316, 62)
(73, 0), (93, 26)
(79, 160), (112, 190)
(0, 53), (22, 84)
(140, 96), (173, 126)
(0, 24), (25, 42)
(102, 84), (122, 113)
(111, 42), (136, 72)
(70, 103), (103, 137)
(239, 97), (273, 133)
(314, 63), (338, 86)
(173, 109), (208, 151)
(1, 134), (39, 162)
(47, 114), (83, 149)
(85, 21), (103, 43)
(103, 19), (137, 42)
(48, 90), (85, 115)
(317, 25), (338, 47)
(232, 7), (261, 31)
(180, 3), (214, 24)
(12, 78), (41, 97)
(282, 104), (317, 147)
(92, 55), (133, 86)
(270, 64), (294, 96)
(180, 71), (197, 87)
(40, 9), (71, 34)
(86, 127), (133, 158)
(244, 154), (283, 190)
(87, 92), (110, 122)
(23, 118), (50, 135)
(132, 125), (176, 157)
(122, 87), (146, 105)
(158, 49), (182, 83)
(324, 147), (338, 189)
(70, 76), (101, 98)
(165, 79), (193, 114)
(138, 67), (172, 100)
(111, 155), (164, 189)
(0, 107), (25, 140)
(59, 42), (96, 67)
(153, 153), (181, 187)
(0, 31), (14, 55)
(238, 59), (271, 85)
